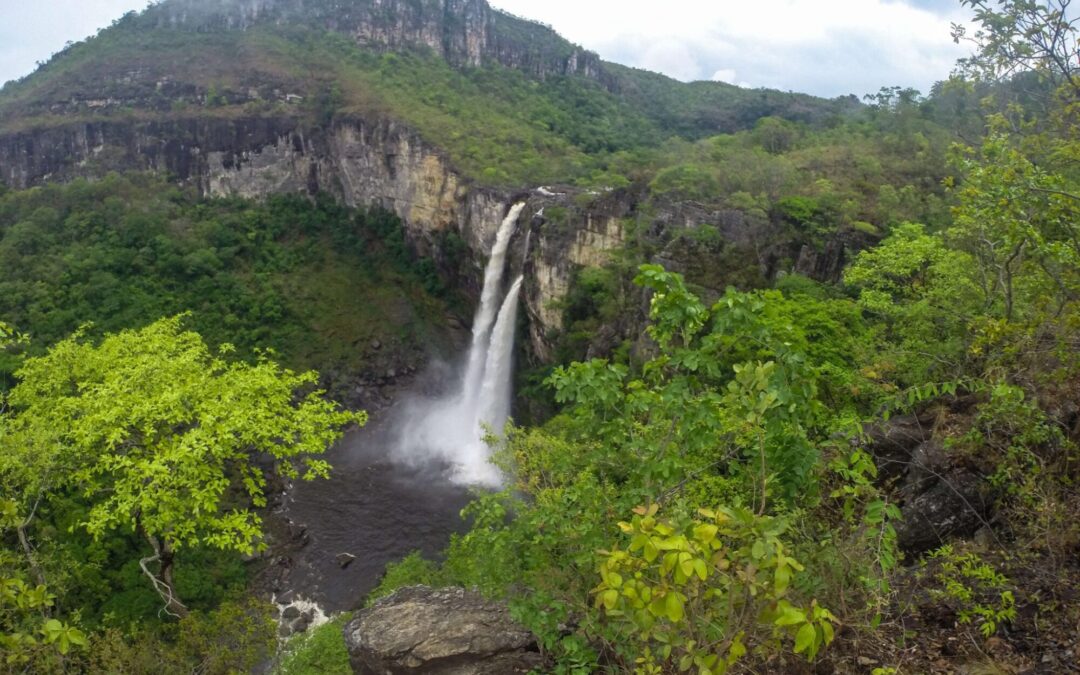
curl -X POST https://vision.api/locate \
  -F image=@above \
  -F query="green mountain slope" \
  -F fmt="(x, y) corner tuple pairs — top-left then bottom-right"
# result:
(0, 0), (855, 187)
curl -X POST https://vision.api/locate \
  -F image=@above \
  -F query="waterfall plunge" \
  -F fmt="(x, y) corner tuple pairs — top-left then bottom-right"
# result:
(393, 204), (527, 487)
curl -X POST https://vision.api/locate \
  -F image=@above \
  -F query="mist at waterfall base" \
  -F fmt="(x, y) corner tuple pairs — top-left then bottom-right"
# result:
(279, 204), (526, 610)
(389, 202), (527, 487)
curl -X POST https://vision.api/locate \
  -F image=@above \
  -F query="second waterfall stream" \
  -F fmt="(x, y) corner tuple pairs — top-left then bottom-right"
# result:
(393, 203), (527, 486)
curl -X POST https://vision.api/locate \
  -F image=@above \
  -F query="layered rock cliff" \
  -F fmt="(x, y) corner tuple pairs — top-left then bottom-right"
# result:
(0, 110), (864, 362)
(140, 0), (609, 85)
(0, 110), (576, 357)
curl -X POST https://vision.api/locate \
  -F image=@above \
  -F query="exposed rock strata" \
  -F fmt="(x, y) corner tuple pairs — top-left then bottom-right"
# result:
(0, 110), (867, 364)
(142, 0), (610, 85)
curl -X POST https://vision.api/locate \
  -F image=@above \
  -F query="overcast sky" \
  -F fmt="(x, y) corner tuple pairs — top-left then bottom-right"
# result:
(0, 0), (974, 97)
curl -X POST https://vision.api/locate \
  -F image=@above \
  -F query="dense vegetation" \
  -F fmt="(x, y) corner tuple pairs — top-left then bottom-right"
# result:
(1, 0), (1079, 673)
(366, 3), (1080, 673)
(0, 173), (458, 386)
(0, 176), (456, 670)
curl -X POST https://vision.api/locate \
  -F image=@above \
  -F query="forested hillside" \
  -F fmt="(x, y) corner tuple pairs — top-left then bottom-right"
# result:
(2, 0), (1079, 673)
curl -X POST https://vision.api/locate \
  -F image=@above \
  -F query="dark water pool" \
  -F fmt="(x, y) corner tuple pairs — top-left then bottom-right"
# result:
(280, 414), (475, 612)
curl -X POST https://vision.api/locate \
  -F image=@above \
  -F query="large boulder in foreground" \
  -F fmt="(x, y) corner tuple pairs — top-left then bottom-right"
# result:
(343, 586), (545, 674)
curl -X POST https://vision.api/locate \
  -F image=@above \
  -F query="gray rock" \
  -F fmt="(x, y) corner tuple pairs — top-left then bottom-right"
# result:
(289, 613), (311, 634)
(336, 552), (356, 569)
(343, 586), (545, 674)
(865, 414), (934, 484)
(370, 339), (382, 350)
(895, 469), (990, 552)
(282, 605), (301, 620)
(863, 414), (993, 553)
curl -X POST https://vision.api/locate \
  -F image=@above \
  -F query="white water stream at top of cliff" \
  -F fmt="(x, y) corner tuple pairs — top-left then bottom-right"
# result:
(392, 203), (526, 487)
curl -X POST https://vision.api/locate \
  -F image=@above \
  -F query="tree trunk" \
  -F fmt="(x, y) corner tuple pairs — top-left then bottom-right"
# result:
(16, 525), (47, 588)
(139, 530), (189, 619)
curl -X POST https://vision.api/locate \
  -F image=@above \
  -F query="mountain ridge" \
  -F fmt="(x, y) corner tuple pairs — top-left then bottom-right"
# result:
(0, 0), (855, 160)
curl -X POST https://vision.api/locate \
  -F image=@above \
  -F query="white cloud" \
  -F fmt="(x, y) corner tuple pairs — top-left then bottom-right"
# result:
(489, 0), (975, 96)
(711, 68), (737, 84)
(638, 39), (701, 82)
(0, 0), (149, 85)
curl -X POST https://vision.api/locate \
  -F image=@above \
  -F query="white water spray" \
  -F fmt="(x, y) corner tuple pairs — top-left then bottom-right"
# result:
(393, 204), (527, 487)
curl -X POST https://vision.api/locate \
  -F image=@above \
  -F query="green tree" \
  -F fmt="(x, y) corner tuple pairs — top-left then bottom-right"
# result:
(844, 222), (982, 384)
(952, 0), (1080, 98)
(948, 134), (1080, 321)
(753, 116), (799, 154)
(0, 316), (364, 617)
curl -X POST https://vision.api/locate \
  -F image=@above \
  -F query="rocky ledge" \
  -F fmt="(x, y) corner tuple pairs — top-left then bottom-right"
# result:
(343, 586), (545, 674)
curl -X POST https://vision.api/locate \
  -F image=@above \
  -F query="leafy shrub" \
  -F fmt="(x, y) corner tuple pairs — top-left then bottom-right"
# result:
(366, 552), (442, 607)
(650, 164), (720, 202)
(275, 614), (353, 675)
(81, 596), (277, 674)
(595, 504), (836, 673)
(922, 545), (1016, 638)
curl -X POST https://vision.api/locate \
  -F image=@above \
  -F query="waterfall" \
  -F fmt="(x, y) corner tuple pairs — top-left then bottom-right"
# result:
(392, 203), (527, 487)
(460, 203), (525, 408)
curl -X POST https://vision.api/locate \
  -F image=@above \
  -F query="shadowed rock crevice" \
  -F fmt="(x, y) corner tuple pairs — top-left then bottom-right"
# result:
(864, 407), (995, 554)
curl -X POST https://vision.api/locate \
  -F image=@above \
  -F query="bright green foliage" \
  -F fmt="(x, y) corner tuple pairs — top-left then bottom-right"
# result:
(0, 317), (363, 613)
(0, 497), (88, 668)
(924, 545), (1017, 637)
(0, 322), (23, 349)
(366, 552), (442, 607)
(3, 315), (362, 550)
(948, 133), (1080, 323)
(844, 222), (981, 385)
(594, 503), (836, 674)
(274, 614), (353, 675)
(0, 174), (455, 383)
(827, 448), (903, 614)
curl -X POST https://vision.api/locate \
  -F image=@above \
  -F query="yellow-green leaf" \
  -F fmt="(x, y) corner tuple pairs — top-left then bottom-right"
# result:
(665, 592), (684, 623)
(794, 622), (816, 655)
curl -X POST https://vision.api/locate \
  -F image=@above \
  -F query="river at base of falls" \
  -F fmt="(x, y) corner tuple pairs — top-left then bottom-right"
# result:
(278, 412), (474, 612)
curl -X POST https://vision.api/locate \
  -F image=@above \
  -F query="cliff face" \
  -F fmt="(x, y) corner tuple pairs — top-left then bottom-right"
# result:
(0, 115), (861, 364)
(0, 112), (863, 364)
(0, 113), (568, 351)
(0, 114), (498, 242)
(140, 0), (608, 84)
